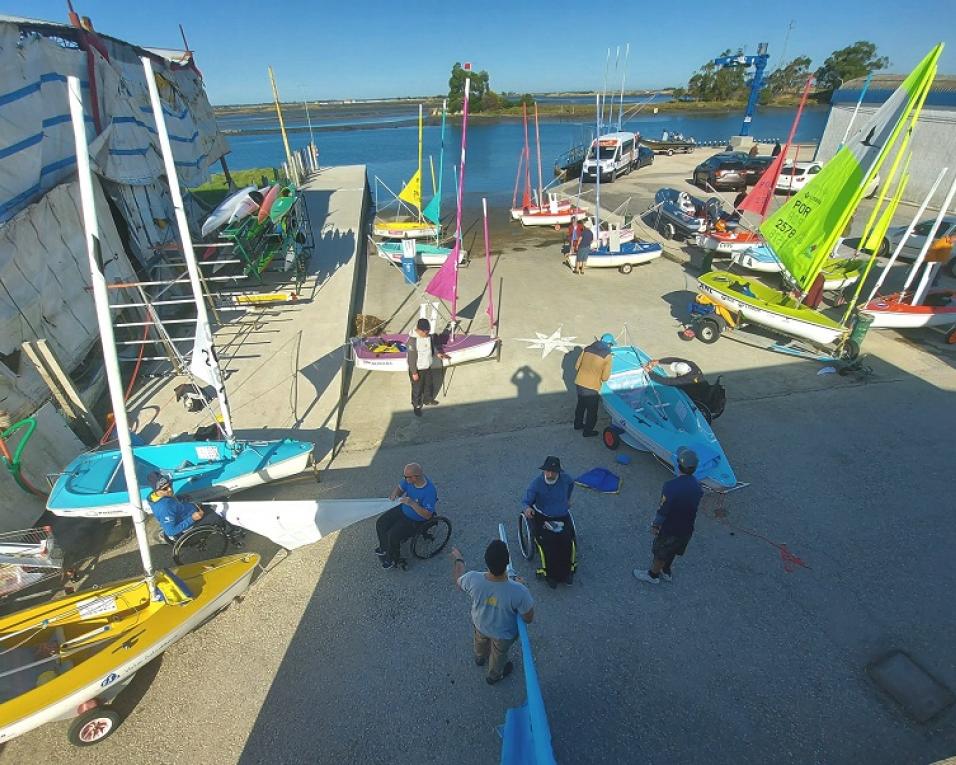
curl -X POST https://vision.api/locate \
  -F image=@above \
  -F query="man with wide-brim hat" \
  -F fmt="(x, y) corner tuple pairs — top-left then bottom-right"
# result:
(521, 456), (577, 588)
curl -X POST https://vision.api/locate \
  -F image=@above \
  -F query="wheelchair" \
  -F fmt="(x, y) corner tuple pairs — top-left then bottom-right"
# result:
(154, 509), (246, 566)
(517, 507), (577, 570)
(397, 514), (452, 569)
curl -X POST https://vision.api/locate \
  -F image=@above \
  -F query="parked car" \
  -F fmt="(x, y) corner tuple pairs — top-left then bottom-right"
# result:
(692, 153), (748, 191)
(743, 155), (774, 185)
(880, 216), (956, 278)
(774, 161), (821, 193)
(776, 161), (880, 197)
(633, 145), (654, 170)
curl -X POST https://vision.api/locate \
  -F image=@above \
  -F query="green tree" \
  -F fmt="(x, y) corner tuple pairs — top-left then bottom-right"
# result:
(815, 41), (888, 91)
(685, 50), (748, 101)
(765, 56), (813, 97)
(519, 93), (535, 106)
(448, 63), (491, 112)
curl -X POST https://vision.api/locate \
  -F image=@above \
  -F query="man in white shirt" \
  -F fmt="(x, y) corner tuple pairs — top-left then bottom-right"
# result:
(406, 318), (448, 417)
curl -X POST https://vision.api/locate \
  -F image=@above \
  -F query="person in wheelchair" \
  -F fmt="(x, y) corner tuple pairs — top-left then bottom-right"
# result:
(375, 463), (437, 570)
(147, 474), (241, 545)
(522, 456), (576, 588)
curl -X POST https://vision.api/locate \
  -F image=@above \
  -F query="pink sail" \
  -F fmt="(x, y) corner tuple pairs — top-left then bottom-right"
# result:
(425, 63), (473, 318)
(739, 76), (814, 219)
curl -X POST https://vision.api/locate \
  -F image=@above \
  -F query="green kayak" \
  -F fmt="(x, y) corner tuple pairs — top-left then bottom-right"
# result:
(269, 186), (297, 224)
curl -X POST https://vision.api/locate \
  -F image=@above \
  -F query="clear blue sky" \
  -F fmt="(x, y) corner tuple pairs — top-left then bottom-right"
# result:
(13, 1), (956, 104)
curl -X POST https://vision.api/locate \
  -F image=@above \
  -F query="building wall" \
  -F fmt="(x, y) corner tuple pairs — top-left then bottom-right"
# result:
(817, 104), (956, 206)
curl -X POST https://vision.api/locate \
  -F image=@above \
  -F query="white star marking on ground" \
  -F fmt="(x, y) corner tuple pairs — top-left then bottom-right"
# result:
(514, 328), (578, 358)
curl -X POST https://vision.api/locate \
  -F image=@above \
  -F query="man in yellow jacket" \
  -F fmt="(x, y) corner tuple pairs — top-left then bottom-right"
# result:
(573, 333), (614, 436)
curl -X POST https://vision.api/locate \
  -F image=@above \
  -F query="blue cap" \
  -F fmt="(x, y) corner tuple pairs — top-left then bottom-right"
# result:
(600, 333), (615, 346)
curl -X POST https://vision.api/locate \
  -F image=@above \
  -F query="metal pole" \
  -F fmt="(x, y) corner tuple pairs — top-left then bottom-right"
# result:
(269, 66), (294, 171)
(865, 168), (947, 303)
(910, 173), (956, 304)
(143, 56), (235, 440)
(68, 75), (154, 582)
(838, 72), (873, 152)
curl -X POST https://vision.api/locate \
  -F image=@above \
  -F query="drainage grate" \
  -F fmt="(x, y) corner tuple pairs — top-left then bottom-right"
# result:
(867, 650), (955, 724)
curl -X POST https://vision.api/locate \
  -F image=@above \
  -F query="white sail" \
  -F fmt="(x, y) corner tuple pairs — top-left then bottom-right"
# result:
(212, 499), (394, 550)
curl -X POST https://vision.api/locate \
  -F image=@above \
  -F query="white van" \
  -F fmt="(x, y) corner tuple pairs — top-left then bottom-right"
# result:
(581, 131), (638, 183)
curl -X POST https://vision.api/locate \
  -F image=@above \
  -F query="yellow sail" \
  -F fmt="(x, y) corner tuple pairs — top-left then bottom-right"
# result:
(398, 169), (422, 210)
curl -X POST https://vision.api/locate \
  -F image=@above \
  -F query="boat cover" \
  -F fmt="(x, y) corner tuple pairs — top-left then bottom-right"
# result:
(574, 467), (621, 494)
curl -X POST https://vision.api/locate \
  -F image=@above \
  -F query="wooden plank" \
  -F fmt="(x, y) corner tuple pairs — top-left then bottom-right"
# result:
(21, 340), (104, 439)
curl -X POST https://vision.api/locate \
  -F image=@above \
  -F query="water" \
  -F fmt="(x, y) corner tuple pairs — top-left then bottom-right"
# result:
(220, 106), (829, 207)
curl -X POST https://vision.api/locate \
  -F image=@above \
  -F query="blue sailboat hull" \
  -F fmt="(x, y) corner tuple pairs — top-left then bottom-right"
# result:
(46, 439), (314, 518)
(600, 344), (737, 490)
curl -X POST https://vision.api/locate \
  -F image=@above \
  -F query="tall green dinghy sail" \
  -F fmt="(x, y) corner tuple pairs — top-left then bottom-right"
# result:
(759, 44), (942, 291)
(422, 100), (446, 226)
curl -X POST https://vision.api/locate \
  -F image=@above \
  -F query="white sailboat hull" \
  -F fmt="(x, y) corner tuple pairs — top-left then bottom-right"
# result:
(520, 212), (577, 227)
(0, 562), (255, 743)
(731, 249), (784, 273)
(698, 281), (845, 346)
(351, 337), (499, 373)
(569, 249), (662, 269)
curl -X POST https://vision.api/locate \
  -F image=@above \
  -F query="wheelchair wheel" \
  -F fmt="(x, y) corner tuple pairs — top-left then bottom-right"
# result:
(518, 514), (534, 561)
(173, 526), (229, 566)
(411, 516), (452, 559)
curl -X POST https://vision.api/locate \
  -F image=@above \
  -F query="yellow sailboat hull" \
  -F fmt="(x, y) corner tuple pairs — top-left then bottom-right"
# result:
(0, 553), (258, 743)
(372, 218), (440, 239)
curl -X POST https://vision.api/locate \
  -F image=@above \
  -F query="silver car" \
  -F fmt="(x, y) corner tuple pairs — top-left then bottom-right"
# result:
(880, 216), (956, 278)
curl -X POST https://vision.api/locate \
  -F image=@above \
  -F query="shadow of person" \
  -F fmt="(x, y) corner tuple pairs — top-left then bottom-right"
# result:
(510, 365), (541, 401)
(560, 346), (582, 392)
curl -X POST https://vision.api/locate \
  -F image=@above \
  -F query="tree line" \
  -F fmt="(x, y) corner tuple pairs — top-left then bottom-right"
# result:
(447, 63), (534, 113)
(671, 41), (889, 103)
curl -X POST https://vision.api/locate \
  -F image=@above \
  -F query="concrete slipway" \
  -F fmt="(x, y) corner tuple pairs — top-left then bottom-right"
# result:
(3, 152), (955, 764)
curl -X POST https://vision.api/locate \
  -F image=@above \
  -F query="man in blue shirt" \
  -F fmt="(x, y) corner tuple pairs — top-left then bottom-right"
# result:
(147, 474), (241, 544)
(633, 447), (703, 585)
(522, 456), (576, 588)
(375, 462), (437, 569)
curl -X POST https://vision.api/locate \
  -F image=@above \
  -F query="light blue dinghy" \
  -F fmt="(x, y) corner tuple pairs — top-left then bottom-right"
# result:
(599, 342), (738, 491)
(46, 438), (314, 518)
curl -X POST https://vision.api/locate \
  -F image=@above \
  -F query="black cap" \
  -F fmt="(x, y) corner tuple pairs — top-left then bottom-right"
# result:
(154, 474), (172, 491)
(416, 318), (431, 333)
(539, 456), (562, 472)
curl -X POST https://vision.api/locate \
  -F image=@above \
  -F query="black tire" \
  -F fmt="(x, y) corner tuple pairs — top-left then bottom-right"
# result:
(701, 253), (715, 273)
(695, 317), (722, 344)
(602, 427), (620, 450)
(619, 263), (633, 275)
(173, 526), (229, 566)
(661, 222), (676, 240)
(842, 339), (860, 361)
(411, 516), (451, 559)
(697, 402), (713, 424)
(68, 706), (122, 746)
(518, 514), (534, 561)
(877, 239), (889, 259)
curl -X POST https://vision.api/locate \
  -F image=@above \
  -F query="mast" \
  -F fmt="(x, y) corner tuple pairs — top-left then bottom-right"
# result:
(482, 198), (496, 332)
(437, 100), (446, 219)
(534, 104), (544, 207)
(522, 103), (532, 208)
(450, 65), (474, 321)
(143, 57), (236, 442)
(595, 93), (601, 233)
(68, 75), (154, 582)
(910, 173), (956, 304)
(838, 72), (873, 151)
(864, 168), (947, 303)
(417, 103), (424, 221)
(618, 43), (630, 131)
(268, 66), (294, 172)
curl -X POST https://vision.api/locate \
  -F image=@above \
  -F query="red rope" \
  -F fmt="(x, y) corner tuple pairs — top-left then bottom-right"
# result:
(701, 493), (810, 573)
(100, 323), (150, 445)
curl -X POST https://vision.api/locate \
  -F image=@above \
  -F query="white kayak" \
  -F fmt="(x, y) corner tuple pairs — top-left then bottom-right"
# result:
(201, 185), (257, 237)
(212, 498), (394, 549)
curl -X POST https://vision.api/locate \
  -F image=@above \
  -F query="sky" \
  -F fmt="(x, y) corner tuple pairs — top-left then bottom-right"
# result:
(12, 1), (956, 104)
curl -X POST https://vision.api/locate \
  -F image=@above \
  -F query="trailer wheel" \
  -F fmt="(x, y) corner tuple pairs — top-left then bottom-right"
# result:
(667, 149), (674, 156)
(659, 222), (676, 240)
(602, 427), (621, 450)
(842, 339), (860, 360)
(619, 263), (633, 275)
(946, 326), (956, 344)
(69, 706), (122, 746)
(695, 317), (722, 344)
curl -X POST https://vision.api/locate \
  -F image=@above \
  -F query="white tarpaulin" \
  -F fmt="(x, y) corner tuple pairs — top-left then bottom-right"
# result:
(0, 17), (228, 225)
(212, 499), (395, 550)
(0, 175), (137, 420)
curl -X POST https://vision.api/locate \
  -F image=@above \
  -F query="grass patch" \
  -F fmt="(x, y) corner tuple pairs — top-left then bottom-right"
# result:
(190, 167), (283, 208)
